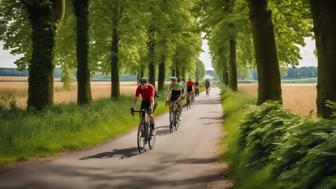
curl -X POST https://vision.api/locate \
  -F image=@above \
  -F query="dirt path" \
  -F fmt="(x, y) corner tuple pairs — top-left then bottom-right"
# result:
(0, 88), (231, 189)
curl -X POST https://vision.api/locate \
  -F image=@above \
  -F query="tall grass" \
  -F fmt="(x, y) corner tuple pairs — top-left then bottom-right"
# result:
(220, 86), (277, 189)
(0, 94), (168, 167)
(221, 86), (336, 189)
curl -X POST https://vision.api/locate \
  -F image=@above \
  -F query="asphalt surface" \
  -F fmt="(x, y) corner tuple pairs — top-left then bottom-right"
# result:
(0, 88), (231, 189)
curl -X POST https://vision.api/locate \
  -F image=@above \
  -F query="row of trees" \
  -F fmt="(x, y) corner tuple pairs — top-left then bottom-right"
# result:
(199, 0), (336, 119)
(0, 0), (205, 110)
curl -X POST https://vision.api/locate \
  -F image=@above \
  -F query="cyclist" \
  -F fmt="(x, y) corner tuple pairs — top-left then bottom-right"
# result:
(178, 78), (185, 99)
(132, 77), (155, 136)
(205, 79), (210, 95)
(194, 80), (200, 96)
(166, 77), (183, 120)
(186, 78), (194, 103)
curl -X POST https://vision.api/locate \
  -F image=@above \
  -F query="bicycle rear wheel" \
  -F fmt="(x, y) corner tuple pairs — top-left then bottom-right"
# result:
(137, 124), (146, 153)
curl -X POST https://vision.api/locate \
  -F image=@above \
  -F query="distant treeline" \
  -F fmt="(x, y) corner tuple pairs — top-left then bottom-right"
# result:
(0, 67), (215, 82)
(283, 66), (317, 79)
(0, 67), (62, 78)
(0, 67), (137, 81)
(251, 66), (317, 80)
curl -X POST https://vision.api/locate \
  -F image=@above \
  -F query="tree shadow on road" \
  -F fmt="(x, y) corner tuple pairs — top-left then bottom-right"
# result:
(200, 116), (223, 120)
(155, 125), (172, 136)
(79, 147), (139, 160)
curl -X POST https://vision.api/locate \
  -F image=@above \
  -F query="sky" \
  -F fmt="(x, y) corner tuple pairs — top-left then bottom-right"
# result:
(0, 38), (318, 70)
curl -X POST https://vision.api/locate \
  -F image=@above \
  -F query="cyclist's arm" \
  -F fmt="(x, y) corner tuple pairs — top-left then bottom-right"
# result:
(150, 96), (155, 110)
(133, 96), (139, 110)
(178, 90), (183, 101)
(166, 90), (172, 102)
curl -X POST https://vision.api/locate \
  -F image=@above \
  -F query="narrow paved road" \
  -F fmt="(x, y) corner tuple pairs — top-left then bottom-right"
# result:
(0, 88), (231, 189)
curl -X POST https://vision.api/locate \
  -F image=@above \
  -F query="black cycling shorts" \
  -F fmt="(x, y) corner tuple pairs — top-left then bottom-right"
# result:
(141, 101), (156, 112)
(187, 87), (193, 93)
(170, 90), (181, 102)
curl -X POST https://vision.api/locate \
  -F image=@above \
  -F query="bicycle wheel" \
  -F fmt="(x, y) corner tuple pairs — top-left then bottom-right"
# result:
(169, 112), (174, 133)
(174, 110), (179, 131)
(137, 123), (146, 153)
(148, 124), (156, 150)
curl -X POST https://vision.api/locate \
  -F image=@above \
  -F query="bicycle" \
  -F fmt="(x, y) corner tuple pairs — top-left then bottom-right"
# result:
(167, 101), (180, 132)
(191, 91), (195, 104)
(185, 92), (192, 110)
(131, 109), (156, 153)
(195, 87), (200, 96)
(206, 87), (210, 96)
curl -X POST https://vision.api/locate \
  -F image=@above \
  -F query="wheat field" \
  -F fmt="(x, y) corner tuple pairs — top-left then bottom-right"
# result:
(0, 77), (317, 116)
(0, 77), (137, 108)
(239, 83), (317, 116)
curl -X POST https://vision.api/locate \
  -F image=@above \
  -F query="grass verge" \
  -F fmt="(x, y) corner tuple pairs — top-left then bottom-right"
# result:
(0, 94), (168, 167)
(220, 86), (276, 189)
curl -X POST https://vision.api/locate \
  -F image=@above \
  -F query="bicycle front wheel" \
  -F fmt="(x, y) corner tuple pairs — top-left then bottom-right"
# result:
(137, 124), (146, 153)
(148, 126), (156, 150)
(169, 112), (174, 133)
(174, 111), (179, 131)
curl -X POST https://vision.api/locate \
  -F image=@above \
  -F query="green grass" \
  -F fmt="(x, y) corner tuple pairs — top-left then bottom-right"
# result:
(220, 87), (276, 189)
(0, 94), (168, 167)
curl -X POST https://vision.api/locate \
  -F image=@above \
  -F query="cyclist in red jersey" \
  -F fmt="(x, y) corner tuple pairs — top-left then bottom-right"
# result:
(132, 77), (155, 135)
(194, 80), (200, 96)
(186, 78), (194, 93)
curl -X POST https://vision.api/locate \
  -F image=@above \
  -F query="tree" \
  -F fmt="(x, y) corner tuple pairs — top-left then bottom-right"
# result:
(195, 59), (206, 80)
(198, 0), (251, 91)
(90, 0), (148, 99)
(73, 0), (92, 104)
(309, 0), (336, 118)
(247, 0), (282, 104)
(23, 0), (65, 110)
(229, 24), (238, 91)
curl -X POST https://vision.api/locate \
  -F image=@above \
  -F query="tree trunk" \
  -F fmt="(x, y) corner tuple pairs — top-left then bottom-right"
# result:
(111, 26), (120, 99)
(229, 38), (238, 91)
(222, 50), (229, 86)
(223, 71), (229, 86)
(181, 65), (186, 81)
(158, 55), (165, 91)
(26, 0), (64, 110)
(147, 28), (156, 87)
(176, 65), (180, 80)
(310, 0), (336, 118)
(248, 0), (282, 105)
(172, 69), (176, 77)
(74, 0), (92, 105)
(61, 63), (72, 91)
(140, 65), (144, 78)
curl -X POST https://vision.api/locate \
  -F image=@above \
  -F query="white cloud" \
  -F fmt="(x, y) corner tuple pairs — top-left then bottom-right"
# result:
(298, 38), (317, 67)
(0, 42), (19, 68)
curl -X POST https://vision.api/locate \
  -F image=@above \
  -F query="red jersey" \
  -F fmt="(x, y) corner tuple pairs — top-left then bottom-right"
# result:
(135, 84), (155, 101)
(186, 81), (194, 88)
(194, 81), (199, 87)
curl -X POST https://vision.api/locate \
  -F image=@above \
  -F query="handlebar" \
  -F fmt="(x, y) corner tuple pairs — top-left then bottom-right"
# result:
(132, 110), (150, 113)
(131, 109), (151, 116)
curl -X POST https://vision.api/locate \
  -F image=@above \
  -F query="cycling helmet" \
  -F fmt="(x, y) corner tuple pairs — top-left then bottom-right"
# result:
(171, 76), (177, 81)
(139, 77), (148, 84)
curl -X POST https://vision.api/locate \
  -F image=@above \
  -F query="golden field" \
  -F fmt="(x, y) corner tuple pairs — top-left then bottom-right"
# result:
(239, 83), (317, 116)
(0, 77), (137, 108)
(0, 77), (317, 116)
